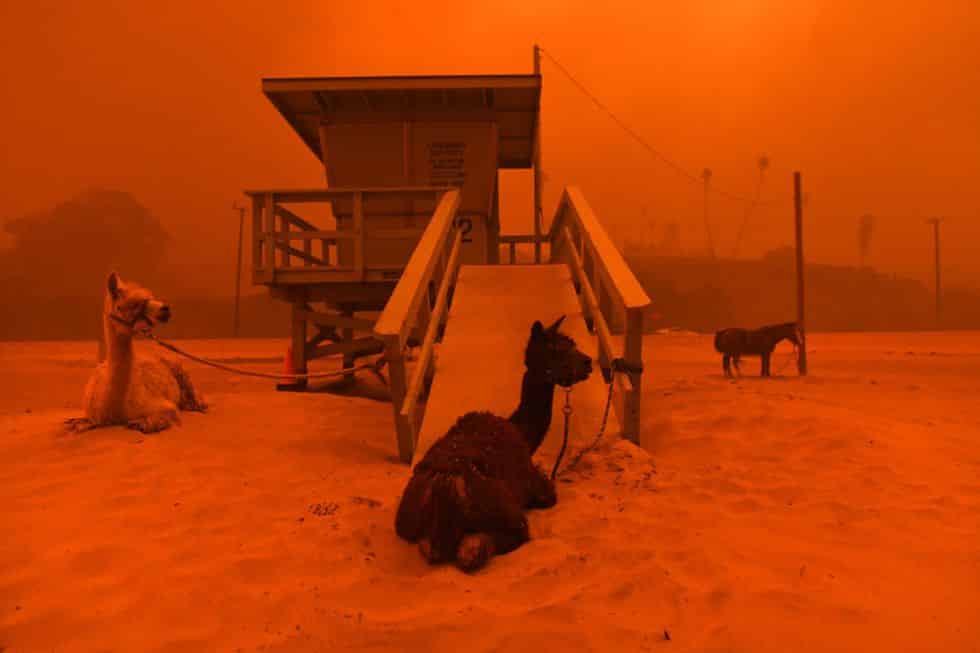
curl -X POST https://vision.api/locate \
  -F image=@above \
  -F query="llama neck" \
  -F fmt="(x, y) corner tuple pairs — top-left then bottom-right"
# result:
(102, 315), (135, 413)
(508, 371), (555, 455)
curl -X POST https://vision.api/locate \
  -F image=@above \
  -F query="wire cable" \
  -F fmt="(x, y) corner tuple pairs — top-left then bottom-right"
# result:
(538, 46), (788, 207)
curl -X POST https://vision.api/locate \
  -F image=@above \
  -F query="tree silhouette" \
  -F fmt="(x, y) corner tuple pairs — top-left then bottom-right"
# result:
(1, 189), (171, 297)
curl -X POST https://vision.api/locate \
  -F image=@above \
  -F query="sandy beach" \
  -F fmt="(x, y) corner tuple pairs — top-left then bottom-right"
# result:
(1, 331), (978, 652)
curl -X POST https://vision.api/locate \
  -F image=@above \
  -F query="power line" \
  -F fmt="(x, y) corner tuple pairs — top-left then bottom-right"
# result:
(537, 45), (787, 207)
(731, 156), (770, 258)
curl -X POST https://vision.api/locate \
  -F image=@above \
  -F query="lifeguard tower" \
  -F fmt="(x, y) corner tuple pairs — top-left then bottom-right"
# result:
(246, 54), (651, 465)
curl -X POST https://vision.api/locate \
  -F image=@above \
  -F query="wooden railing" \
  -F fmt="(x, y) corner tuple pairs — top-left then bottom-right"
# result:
(498, 234), (545, 264)
(548, 186), (651, 443)
(244, 187), (445, 284)
(373, 189), (463, 463)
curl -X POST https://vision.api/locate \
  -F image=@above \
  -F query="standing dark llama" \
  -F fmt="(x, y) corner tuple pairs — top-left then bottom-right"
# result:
(394, 315), (593, 572)
(714, 321), (801, 378)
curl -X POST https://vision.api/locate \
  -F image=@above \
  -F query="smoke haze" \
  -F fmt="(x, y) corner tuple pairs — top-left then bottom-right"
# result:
(2, 1), (978, 312)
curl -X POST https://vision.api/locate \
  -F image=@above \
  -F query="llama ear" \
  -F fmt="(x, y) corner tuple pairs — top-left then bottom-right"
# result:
(547, 315), (567, 333)
(531, 321), (545, 338)
(107, 272), (121, 300)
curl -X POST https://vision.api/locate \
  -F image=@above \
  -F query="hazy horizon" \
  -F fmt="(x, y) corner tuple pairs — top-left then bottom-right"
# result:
(3, 1), (978, 294)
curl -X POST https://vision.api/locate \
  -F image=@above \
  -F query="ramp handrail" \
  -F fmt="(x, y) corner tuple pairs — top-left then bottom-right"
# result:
(548, 186), (651, 443)
(498, 234), (541, 264)
(374, 189), (463, 462)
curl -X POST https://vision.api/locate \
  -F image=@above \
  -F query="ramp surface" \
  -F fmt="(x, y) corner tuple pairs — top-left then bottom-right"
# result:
(413, 264), (616, 469)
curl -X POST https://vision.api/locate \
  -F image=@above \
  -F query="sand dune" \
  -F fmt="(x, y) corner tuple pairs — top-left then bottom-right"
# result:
(1, 332), (978, 652)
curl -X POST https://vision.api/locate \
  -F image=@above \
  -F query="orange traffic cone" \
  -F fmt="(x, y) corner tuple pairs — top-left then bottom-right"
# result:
(276, 345), (305, 391)
(282, 345), (296, 380)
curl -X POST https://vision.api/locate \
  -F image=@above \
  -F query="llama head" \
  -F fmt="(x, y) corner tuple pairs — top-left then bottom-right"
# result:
(524, 315), (593, 387)
(104, 271), (172, 334)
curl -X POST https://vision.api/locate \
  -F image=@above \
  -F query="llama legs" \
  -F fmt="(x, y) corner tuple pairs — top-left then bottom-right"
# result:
(160, 359), (208, 412)
(455, 517), (529, 573)
(456, 534), (494, 571)
(64, 417), (97, 432)
(455, 481), (530, 572)
(127, 401), (181, 433)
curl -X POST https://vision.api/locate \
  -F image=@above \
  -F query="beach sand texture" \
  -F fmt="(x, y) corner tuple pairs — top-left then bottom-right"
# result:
(1, 331), (978, 652)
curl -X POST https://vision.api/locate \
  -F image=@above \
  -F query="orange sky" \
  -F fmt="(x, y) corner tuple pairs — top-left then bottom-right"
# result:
(2, 0), (978, 291)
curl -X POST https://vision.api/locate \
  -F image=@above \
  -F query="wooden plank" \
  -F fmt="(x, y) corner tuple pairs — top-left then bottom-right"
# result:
(244, 187), (445, 202)
(353, 192), (365, 280)
(307, 336), (383, 360)
(262, 74), (541, 94)
(548, 187), (651, 311)
(339, 305), (357, 381)
(532, 45), (542, 264)
(273, 242), (329, 266)
(317, 119), (332, 185)
(300, 310), (375, 332)
(273, 230), (354, 241)
(277, 282), (395, 306)
(303, 228), (313, 266)
(499, 233), (537, 244)
(263, 193), (276, 272)
(621, 307), (645, 443)
(261, 267), (409, 286)
(275, 205), (319, 232)
(561, 225), (617, 371)
(381, 333), (413, 462)
(487, 173), (500, 264)
(251, 194), (263, 271)
(402, 121), (411, 180)
(411, 264), (613, 468)
(401, 229), (463, 424)
(365, 228), (426, 240)
(373, 189), (461, 348)
(282, 208), (291, 267)
(267, 268), (360, 284)
(332, 211), (437, 220)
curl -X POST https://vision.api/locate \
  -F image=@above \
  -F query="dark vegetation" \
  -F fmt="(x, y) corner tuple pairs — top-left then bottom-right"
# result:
(2, 189), (977, 340)
(625, 247), (980, 333)
(0, 189), (287, 341)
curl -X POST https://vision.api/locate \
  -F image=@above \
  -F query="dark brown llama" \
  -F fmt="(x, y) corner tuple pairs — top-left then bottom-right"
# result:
(394, 315), (593, 572)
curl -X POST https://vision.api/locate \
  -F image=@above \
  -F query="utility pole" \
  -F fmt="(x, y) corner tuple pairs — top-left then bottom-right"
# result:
(793, 172), (808, 375)
(532, 43), (543, 263)
(232, 201), (246, 338)
(701, 168), (715, 259)
(927, 218), (942, 328)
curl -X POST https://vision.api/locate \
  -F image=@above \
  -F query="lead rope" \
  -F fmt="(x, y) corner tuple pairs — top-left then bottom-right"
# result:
(143, 332), (389, 384)
(550, 359), (625, 481)
(550, 388), (575, 481)
(773, 342), (801, 375)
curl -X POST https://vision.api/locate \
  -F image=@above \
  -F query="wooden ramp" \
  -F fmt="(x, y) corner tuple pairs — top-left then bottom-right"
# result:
(412, 264), (617, 469)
